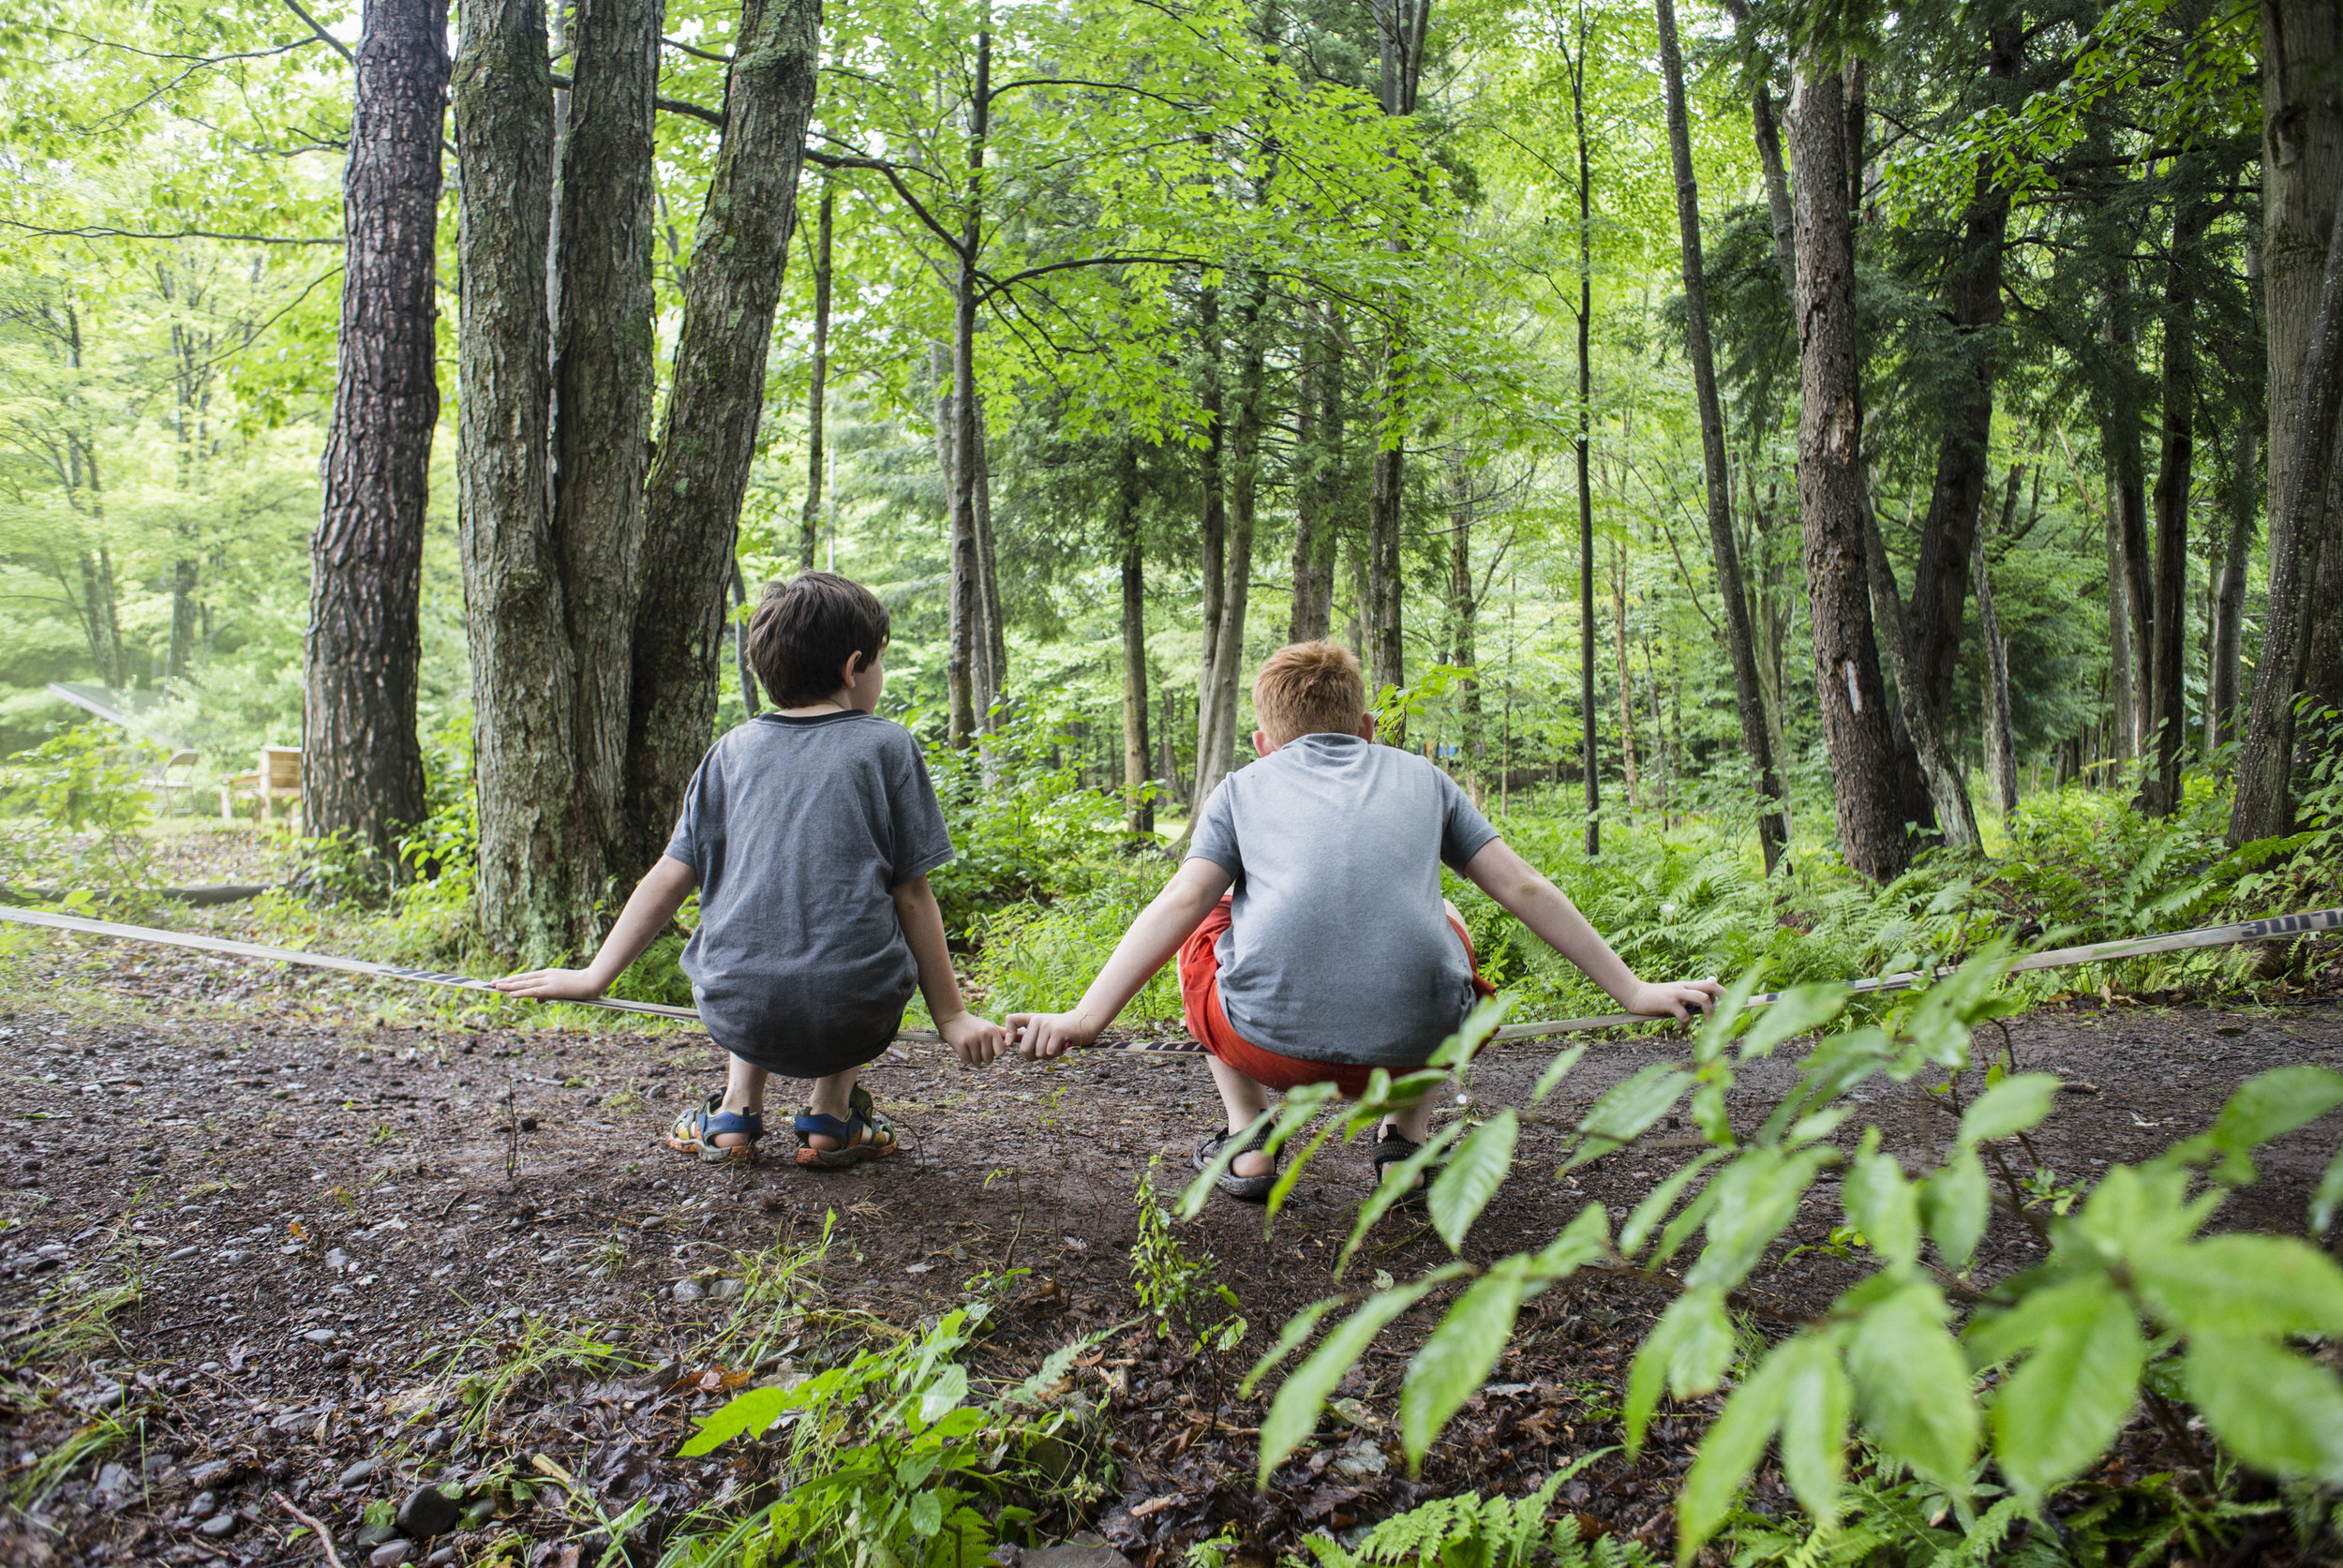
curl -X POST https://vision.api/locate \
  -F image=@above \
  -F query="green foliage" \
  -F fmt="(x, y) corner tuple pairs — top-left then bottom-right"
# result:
(921, 709), (1132, 938)
(677, 1287), (1109, 1568)
(1285, 1461), (1651, 1568)
(974, 860), (1181, 1021)
(0, 723), (159, 897)
(1130, 1160), (1247, 1357)
(1237, 949), (2343, 1563)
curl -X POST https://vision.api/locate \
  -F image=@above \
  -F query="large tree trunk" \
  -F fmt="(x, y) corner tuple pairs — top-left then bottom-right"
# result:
(1654, 0), (1787, 872)
(1976, 469), (2019, 816)
(1364, 0), (1428, 709)
(1793, 49), (1912, 883)
(2105, 270), (2156, 751)
(306, 0), (444, 861)
(2232, 171), (2343, 844)
(1863, 497), (1980, 846)
(1289, 307), (1338, 644)
(1194, 289), (1229, 784)
(1197, 278), (1264, 810)
(1903, 23), (2019, 732)
(2142, 185), (2208, 816)
(2106, 497), (2136, 766)
(2212, 405), (2260, 752)
(942, 30), (990, 745)
(553, 0), (661, 892)
(620, 0), (822, 874)
(1116, 445), (1152, 836)
(799, 181), (832, 572)
(972, 400), (1006, 724)
(455, 0), (578, 957)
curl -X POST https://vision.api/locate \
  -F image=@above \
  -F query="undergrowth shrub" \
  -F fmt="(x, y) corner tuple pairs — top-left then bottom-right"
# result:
(974, 859), (1181, 1021)
(924, 709), (1127, 936)
(0, 724), (162, 903)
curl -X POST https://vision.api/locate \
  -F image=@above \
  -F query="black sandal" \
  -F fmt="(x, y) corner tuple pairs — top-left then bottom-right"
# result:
(1369, 1126), (1441, 1204)
(1193, 1123), (1278, 1203)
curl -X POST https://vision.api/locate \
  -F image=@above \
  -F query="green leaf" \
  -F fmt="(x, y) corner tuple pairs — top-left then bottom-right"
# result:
(1564, 1065), (1694, 1169)
(2132, 1234), (2343, 1337)
(1336, 1120), (1468, 1276)
(1530, 1202), (1614, 1277)
(918, 1364), (968, 1426)
(1242, 1298), (1342, 1397)
(1428, 994), (1513, 1069)
(1774, 1335), (1852, 1530)
(1843, 1280), (1977, 1490)
(676, 1382), (804, 1456)
(1736, 982), (1851, 1061)
(1958, 1073), (2061, 1148)
(1258, 1266), (1466, 1485)
(1692, 966), (1768, 1063)
(1686, 1148), (1826, 1292)
(1619, 1151), (1725, 1260)
(1920, 1152), (1990, 1271)
(1650, 1177), (1724, 1269)
(1428, 1110), (1518, 1252)
(2316, 1146), (2343, 1236)
(2183, 1332), (2343, 1483)
(1984, 1275), (2146, 1497)
(1399, 1261), (1534, 1466)
(1530, 1044), (1587, 1106)
(1842, 1148), (1920, 1268)
(1625, 1288), (1731, 1453)
(907, 1489), (944, 1537)
(2209, 1067), (2343, 1182)
(1674, 1337), (1791, 1563)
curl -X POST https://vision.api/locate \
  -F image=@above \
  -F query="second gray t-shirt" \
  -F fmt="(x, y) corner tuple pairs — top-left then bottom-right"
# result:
(664, 710), (954, 1078)
(1185, 733), (1500, 1066)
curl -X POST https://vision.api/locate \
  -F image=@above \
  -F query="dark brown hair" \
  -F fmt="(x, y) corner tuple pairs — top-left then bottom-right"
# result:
(745, 572), (891, 707)
(1251, 640), (1366, 743)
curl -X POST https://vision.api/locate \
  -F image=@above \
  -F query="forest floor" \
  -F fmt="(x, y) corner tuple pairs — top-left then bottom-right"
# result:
(3, 826), (2342, 1568)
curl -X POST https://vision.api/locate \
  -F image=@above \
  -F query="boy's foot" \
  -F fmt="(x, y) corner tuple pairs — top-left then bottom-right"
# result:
(792, 1084), (898, 1170)
(1194, 1125), (1278, 1204)
(667, 1097), (764, 1164)
(1369, 1125), (1440, 1202)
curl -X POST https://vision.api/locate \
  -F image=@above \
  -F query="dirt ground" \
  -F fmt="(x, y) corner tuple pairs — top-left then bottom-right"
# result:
(2, 907), (2341, 1568)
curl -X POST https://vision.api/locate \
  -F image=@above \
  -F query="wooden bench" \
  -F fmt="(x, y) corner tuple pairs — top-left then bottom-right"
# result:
(219, 746), (303, 823)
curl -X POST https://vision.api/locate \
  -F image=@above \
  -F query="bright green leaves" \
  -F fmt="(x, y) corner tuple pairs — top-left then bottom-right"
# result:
(2207, 1065), (2343, 1184)
(1625, 1289), (1734, 1454)
(1840, 1141), (1919, 1269)
(1256, 1265), (1468, 1486)
(1428, 1110), (1517, 1251)
(2183, 1333), (2343, 1483)
(1685, 1146), (1828, 1292)
(1842, 1279), (1977, 1490)
(1733, 982), (1852, 1062)
(1619, 1150), (1725, 1260)
(2132, 1233), (2343, 1338)
(1957, 1073), (2060, 1148)
(1968, 1274), (2147, 1498)
(1919, 1152), (1990, 1270)
(1398, 1261), (1536, 1467)
(1563, 1063), (1694, 1169)
(1676, 1334), (1848, 1563)
(1530, 1044), (1586, 1105)
(1901, 941), (2021, 1068)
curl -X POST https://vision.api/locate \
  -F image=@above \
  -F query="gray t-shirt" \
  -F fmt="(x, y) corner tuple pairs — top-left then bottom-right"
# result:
(664, 711), (954, 1077)
(1186, 733), (1500, 1066)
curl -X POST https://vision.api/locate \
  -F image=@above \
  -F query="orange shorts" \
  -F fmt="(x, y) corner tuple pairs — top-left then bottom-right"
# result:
(1176, 894), (1497, 1097)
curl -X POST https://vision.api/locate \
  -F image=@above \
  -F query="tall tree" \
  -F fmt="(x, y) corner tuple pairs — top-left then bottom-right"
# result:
(1289, 306), (1340, 643)
(305, 0), (446, 862)
(799, 181), (833, 572)
(620, 0), (823, 874)
(1197, 275), (1267, 811)
(1364, 0), (1430, 701)
(1566, 4), (1598, 854)
(1114, 443), (1152, 835)
(2142, 180), (2208, 815)
(1654, 0), (1786, 872)
(1793, 47), (1912, 882)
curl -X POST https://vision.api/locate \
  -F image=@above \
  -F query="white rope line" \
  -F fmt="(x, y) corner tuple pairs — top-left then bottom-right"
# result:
(1, 902), (2336, 1056)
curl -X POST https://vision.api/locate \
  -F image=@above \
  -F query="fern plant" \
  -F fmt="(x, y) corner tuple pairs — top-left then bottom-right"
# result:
(1283, 1459), (1654, 1568)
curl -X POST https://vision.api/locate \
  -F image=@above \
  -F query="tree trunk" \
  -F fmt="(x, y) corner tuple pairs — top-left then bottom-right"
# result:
(2142, 185), (2208, 816)
(1864, 496), (1980, 846)
(1116, 445), (1152, 836)
(456, 0), (579, 956)
(306, 0), (443, 861)
(972, 398), (1006, 724)
(1445, 456), (1481, 780)
(799, 181), (832, 572)
(731, 561), (760, 717)
(620, 0), (821, 875)
(2106, 498), (2135, 766)
(1198, 278), (1264, 810)
(1572, 11), (1598, 853)
(1194, 288), (1229, 783)
(79, 547), (124, 691)
(1976, 470), (2019, 816)
(1793, 48), (1912, 882)
(1289, 307), (1337, 644)
(553, 0), (662, 889)
(1904, 23), (2019, 731)
(2105, 270), (2156, 752)
(1655, 0), (1786, 871)
(1611, 546), (1640, 816)
(1364, 0), (1426, 709)
(2212, 406), (2260, 752)
(943, 30), (990, 745)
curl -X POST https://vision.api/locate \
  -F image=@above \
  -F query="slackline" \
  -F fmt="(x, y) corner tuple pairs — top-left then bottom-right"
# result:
(0, 901), (2336, 1058)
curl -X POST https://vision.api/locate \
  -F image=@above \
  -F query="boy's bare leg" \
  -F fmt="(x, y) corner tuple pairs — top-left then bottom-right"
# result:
(714, 1055), (769, 1149)
(1205, 1056), (1276, 1178)
(800, 1066), (866, 1152)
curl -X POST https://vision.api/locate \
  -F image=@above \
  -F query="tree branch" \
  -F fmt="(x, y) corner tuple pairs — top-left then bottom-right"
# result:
(662, 35), (731, 63)
(277, 0), (355, 67)
(0, 218), (340, 246)
(802, 148), (965, 257)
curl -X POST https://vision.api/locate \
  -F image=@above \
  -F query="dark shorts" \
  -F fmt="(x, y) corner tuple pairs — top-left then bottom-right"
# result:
(1175, 895), (1496, 1097)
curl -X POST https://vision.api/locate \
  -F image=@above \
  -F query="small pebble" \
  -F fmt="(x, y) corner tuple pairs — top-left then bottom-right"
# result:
(303, 1328), (336, 1345)
(197, 1515), (238, 1539)
(709, 1277), (744, 1300)
(672, 1278), (705, 1303)
(336, 1458), (378, 1488)
(370, 1543), (414, 1568)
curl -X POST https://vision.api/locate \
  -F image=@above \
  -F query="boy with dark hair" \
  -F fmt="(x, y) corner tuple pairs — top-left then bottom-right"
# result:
(500, 571), (1007, 1166)
(1008, 640), (1720, 1201)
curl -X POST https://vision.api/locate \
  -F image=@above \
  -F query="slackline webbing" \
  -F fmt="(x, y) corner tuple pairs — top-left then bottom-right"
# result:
(0, 902), (2336, 1058)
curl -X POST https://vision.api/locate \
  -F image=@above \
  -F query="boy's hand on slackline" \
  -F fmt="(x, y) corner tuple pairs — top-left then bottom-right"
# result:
(494, 967), (608, 1002)
(1626, 977), (1724, 1021)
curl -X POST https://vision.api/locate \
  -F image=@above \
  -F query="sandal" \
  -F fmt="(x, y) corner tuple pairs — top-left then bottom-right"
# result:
(667, 1096), (764, 1164)
(1193, 1123), (1278, 1204)
(1369, 1126), (1440, 1204)
(793, 1084), (899, 1170)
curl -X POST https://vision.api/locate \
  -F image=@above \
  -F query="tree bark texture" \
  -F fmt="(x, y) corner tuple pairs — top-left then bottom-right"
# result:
(1976, 473), (2019, 816)
(1611, 548), (1640, 815)
(1573, 15), (1598, 852)
(2105, 271), (2156, 750)
(943, 30), (991, 745)
(621, 0), (822, 874)
(1366, 391), (1406, 702)
(800, 181), (832, 572)
(2142, 186), (2207, 816)
(1197, 278), (1264, 812)
(1446, 457), (1481, 776)
(1656, 0), (1785, 871)
(306, 0), (444, 860)
(1116, 446), (1152, 835)
(1793, 52), (1912, 882)
(2232, 176), (2343, 844)
(2106, 497), (2136, 765)
(456, 0), (582, 957)
(2212, 407), (2260, 750)
(972, 400), (1006, 724)
(1195, 288), (1229, 771)
(1863, 496), (1979, 847)
(1289, 309), (1338, 644)
(553, 0), (662, 889)
(1904, 23), (2019, 731)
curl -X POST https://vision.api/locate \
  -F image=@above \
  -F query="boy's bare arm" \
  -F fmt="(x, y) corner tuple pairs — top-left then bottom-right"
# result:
(495, 855), (697, 1000)
(1007, 857), (1234, 1058)
(893, 874), (1007, 1066)
(1459, 839), (1722, 1020)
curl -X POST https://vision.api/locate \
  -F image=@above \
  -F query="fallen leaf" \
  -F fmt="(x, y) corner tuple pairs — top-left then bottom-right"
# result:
(1129, 1495), (1183, 1518)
